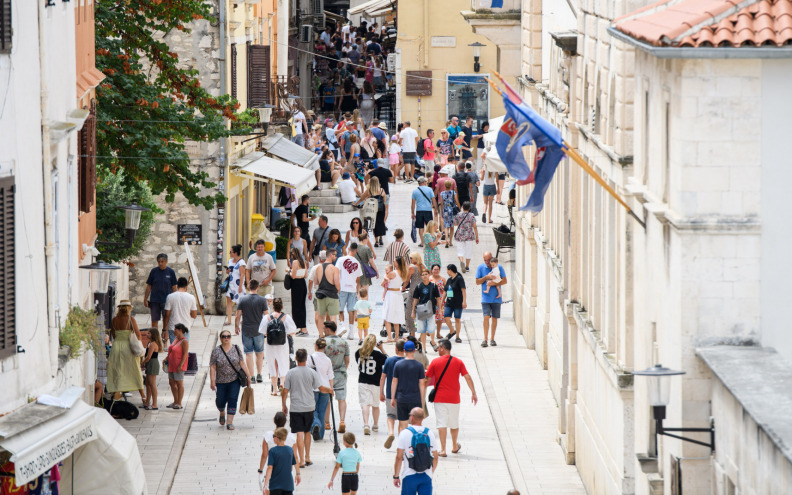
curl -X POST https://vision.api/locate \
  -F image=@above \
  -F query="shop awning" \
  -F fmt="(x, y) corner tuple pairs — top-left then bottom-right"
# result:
(482, 115), (507, 173)
(324, 10), (346, 23)
(236, 153), (317, 197)
(368, 4), (394, 16)
(260, 133), (319, 171)
(348, 0), (392, 15)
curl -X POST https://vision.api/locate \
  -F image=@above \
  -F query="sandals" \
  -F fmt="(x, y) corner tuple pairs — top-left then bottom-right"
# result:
(452, 443), (462, 454)
(226, 424), (235, 430)
(490, 340), (497, 346)
(304, 461), (313, 466)
(172, 404), (183, 410)
(219, 413), (226, 425)
(481, 340), (489, 347)
(432, 344), (438, 352)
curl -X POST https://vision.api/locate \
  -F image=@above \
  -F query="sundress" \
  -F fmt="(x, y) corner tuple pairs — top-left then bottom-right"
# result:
(432, 276), (446, 323)
(423, 233), (441, 269)
(440, 190), (458, 228)
(226, 258), (247, 303)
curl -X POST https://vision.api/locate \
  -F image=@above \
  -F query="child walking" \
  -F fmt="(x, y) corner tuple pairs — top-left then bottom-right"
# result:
(328, 432), (362, 495)
(354, 287), (373, 346)
(263, 427), (301, 495)
(142, 328), (162, 410)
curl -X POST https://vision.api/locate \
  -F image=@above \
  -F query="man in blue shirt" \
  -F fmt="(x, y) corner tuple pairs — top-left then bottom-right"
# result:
(411, 177), (435, 246)
(371, 119), (386, 142)
(475, 251), (507, 348)
(380, 340), (405, 449)
(144, 253), (177, 330)
(446, 116), (461, 142)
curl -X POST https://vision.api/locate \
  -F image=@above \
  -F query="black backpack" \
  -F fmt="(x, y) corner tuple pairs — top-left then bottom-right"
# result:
(416, 137), (426, 158)
(266, 314), (287, 345)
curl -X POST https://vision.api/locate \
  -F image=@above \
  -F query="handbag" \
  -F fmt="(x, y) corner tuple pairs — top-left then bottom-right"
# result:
(415, 297), (434, 321)
(220, 344), (248, 387)
(284, 272), (293, 291)
(411, 219), (417, 243)
(428, 355), (454, 403)
(361, 261), (377, 279)
(127, 319), (146, 357)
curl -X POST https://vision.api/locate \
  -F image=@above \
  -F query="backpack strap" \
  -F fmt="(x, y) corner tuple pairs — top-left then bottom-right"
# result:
(277, 313), (285, 322)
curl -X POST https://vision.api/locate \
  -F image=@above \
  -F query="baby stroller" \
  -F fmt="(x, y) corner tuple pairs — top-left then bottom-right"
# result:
(360, 198), (379, 231)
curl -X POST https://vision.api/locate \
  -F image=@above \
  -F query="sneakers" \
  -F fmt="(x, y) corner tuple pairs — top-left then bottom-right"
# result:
(490, 340), (497, 346)
(364, 425), (371, 435)
(372, 425), (379, 432)
(338, 421), (346, 433)
(384, 435), (395, 449)
(330, 184), (339, 189)
(312, 424), (321, 441)
(256, 374), (263, 383)
(481, 340), (489, 347)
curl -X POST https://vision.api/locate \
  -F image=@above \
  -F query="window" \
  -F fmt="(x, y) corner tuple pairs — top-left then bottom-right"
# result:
(78, 100), (97, 213)
(0, 0), (11, 54)
(0, 176), (15, 359)
(247, 44), (271, 108)
(231, 43), (238, 101)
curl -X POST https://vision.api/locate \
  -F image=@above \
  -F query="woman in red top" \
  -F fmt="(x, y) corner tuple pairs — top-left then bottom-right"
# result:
(166, 323), (190, 409)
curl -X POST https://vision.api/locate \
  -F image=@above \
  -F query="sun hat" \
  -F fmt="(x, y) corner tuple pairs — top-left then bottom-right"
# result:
(378, 122), (388, 130)
(117, 299), (132, 307)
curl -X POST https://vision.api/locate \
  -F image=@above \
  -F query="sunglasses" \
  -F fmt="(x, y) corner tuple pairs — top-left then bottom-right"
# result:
(221, 334), (232, 339)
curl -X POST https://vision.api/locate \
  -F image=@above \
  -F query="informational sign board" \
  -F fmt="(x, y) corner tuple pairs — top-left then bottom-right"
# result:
(406, 71), (433, 96)
(184, 244), (207, 326)
(177, 224), (202, 245)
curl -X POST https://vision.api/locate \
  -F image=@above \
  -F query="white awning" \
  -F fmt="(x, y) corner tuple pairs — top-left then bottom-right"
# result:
(237, 154), (317, 197)
(368, 5), (394, 16)
(482, 117), (508, 173)
(260, 133), (319, 171)
(348, 0), (392, 15)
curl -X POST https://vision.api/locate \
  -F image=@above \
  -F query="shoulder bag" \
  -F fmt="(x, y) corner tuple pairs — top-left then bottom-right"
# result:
(427, 356), (453, 402)
(220, 344), (248, 387)
(454, 213), (474, 242)
(128, 319), (146, 357)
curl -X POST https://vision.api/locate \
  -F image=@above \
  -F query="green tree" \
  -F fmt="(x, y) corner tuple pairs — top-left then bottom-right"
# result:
(94, 0), (237, 209)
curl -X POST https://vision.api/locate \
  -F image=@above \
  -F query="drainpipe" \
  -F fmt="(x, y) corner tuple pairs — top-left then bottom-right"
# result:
(423, 0), (429, 67)
(38, 0), (59, 376)
(219, 0), (228, 310)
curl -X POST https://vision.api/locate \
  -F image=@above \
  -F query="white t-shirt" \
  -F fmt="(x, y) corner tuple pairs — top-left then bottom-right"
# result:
(263, 430), (297, 449)
(335, 255), (362, 293)
(339, 179), (357, 204)
(308, 351), (334, 389)
(258, 313), (297, 336)
(247, 253), (276, 285)
(389, 142), (401, 155)
(308, 264), (320, 294)
(293, 111), (306, 136)
(163, 291), (197, 331)
(397, 426), (438, 479)
(342, 25), (351, 43)
(326, 127), (338, 150)
(400, 127), (419, 153)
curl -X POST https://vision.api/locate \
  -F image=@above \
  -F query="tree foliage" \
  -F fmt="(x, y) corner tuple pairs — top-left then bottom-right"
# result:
(95, 0), (238, 209)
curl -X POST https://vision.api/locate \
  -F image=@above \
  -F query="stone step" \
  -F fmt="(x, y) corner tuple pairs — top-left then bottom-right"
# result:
(321, 204), (355, 214)
(309, 188), (339, 198)
(311, 196), (341, 206)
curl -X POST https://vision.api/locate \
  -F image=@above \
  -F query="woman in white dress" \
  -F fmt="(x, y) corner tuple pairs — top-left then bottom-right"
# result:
(224, 244), (247, 325)
(382, 255), (409, 342)
(258, 298), (297, 395)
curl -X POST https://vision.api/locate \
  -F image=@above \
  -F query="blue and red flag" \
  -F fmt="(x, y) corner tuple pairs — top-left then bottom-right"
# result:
(491, 0), (504, 7)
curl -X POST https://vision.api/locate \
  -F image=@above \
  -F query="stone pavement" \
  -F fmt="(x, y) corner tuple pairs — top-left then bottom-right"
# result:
(123, 179), (586, 494)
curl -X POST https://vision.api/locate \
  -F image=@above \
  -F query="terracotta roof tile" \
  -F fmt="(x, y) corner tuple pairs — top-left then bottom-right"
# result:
(613, 0), (792, 47)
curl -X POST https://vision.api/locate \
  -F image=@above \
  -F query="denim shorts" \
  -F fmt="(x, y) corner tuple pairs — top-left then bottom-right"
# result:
(444, 306), (463, 319)
(242, 333), (265, 353)
(338, 291), (358, 312)
(416, 318), (434, 334)
(483, 184), (497, 197)
(482, 302), (502, 319)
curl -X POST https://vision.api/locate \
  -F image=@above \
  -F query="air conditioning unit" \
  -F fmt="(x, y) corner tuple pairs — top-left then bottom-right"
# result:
(300, 24), (312, 43)
(313, 0), (323, 15)
(312, 14), (326, 29)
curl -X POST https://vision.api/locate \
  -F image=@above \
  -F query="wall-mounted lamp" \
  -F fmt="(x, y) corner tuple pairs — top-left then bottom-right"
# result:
(468, 42), (486, 73)
(633, 364), (715, 453)
(95, 204), (151, 249)
(79, 261), (120, 294)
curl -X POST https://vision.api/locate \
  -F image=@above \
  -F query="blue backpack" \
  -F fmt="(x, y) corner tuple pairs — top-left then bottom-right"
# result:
(406, 426), (433, 472)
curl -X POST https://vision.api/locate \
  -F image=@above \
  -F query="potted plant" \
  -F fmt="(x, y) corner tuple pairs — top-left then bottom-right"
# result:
(273, 235), (289, 282)
(59, 306), (102, 359)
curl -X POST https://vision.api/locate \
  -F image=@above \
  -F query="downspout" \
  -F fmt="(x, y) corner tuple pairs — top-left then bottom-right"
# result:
(219, 0), (228, 309)
(38, 0), (59, 376)
(423, 0), (429, 67)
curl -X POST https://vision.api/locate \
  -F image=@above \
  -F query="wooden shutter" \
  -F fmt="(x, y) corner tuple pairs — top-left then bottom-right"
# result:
(231, 43), (238, 100)
(247, 44), (270, 108)
(0, 0), (11, 54)
(78, 100), (97, 213)
(0, 176), (15, 359)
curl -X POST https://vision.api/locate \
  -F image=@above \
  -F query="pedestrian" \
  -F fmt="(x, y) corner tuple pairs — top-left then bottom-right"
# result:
(247, 239), (277, 296)
(411, 176), (435, 246)
(322, 321), (350, 433)
(421, 129), (436, 167)
(430, 265), (447, 336)
(355, 335), (388, 435)
(209, 329), (252, 430)
(328, 432), (362, 495)
(314, 249), (341, 325)
(142, 327), (162, 410)
(224, 244), (247, 325)
(144, 253), (177, 330)
(382, 256), (409, 342)
(309, 215), (331, 265)
(475, 252), (507, 347)
(399, 121), (419, 182)
(287, 227), (309, 267)
(436, 129), (452, 166)
(439, 180), (461, 247)
(293, 195), (316, 244)
(289, 248), (309, 336)
(259, 412), (297, 474)
(107, 300), (146, 402)
(260, 298), (297, 396)
(422, 220), (444, 270)
(308, 250), (328, 335)
(282, 348), (334, 468)
(453, 201), (479, 273)
(447, 116), (461, 141)
(411, 269), (441, 352)
(480, 168), (498, 223)
(426, 339), (477, 456)
(165, 323), (190, 409)
(262, 427), (301, 495)
(235, 279), (269, 383)
(403, 252), (425, 336)
(322, 231), (346, 264)
(291, 102), (308, 147)
(163, 277), (198, 345)
(356, 175), (388, 245)
(390, 340), (427, 432)
(465, 161), (480, 215)
(389, 135), (401, 175)
(392, 407), (439, 495)
(308, 338), (334, 441)
(460, 116), (474, 162)
(339, 172), (360, 204)
(482, 257), (503, 300)
(353, 287), (372, 344)
(384, 228), (411, 263)
(345, 218), (374, 254)
(496, 171), (507, 205)
(452, 161), (474, 207)
(443, 265), (466, 344)
(354, 232), (377, 287)
(335, 242), (363, 338)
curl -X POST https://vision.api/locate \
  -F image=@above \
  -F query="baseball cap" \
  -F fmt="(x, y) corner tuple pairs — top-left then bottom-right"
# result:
(342, 172), (351, 179)
(403, 341), (416, 352)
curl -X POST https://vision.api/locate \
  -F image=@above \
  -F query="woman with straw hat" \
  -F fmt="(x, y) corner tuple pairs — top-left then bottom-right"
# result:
(107, 299), (146, 402)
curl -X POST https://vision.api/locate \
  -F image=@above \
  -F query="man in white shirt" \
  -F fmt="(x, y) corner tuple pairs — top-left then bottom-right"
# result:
(335, 243), (362, 338)
(393, 407), (439, 494)
(341, 23), (351, 43)
(247, 239), (277, 295)
(292, 104), (308, 148)
(399, 121), (420, 182)
(338, 172), (360, 204)
(163, 277), (198, 344)
(320, 26), (332, 46)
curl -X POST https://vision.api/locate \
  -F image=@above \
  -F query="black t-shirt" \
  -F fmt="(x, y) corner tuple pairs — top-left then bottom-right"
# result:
(461, 126), (473, 158)
(369, 167), (393, 195)
(413, 282), (440, 311)
(445, 274), (466, 309)
(294, 204), (310, 236)
(355, 349), (388, 385)
(453, 171), (471, 203)
(368, 43), (382, 55)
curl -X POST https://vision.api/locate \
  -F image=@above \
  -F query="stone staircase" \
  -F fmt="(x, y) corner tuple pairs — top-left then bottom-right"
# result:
(309, 187), (355, 213)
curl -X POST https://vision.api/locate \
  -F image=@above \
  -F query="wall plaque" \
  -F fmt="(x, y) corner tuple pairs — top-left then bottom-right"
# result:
(177, 224), (203, 245)
(431, 36), (456, 47)
(406, 71), (432, 96)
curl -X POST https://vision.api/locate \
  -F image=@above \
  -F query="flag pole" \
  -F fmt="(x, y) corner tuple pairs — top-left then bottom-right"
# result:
(486, 75), (646, 229)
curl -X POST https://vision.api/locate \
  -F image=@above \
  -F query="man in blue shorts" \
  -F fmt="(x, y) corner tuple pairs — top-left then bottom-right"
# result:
(475, 251), (507, 347)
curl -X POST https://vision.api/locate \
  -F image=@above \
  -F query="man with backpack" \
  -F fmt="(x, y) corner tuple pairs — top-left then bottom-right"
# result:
(393, 407), (439, 495)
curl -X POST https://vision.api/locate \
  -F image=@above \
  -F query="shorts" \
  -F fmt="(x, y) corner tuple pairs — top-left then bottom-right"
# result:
(415, 210), (433, 229)
(333, 371), (348, 400)
(316, 296), (340, 316)
(358, 383), (381, 408)
(339, 291), (358, 312)
(357, 316), (370, 330)
(242, 333), (265, 354)
(321, 170), (333, 183)
(434, 402), (460, 429)
(444, 306), (463, 319)
(389, 153), (400, 165)
(149, 302), (165, 322)
(416, 318), (434, 334)
(456, 240), (474, 260)
(482, 302), (502, 319)
(292, 134), (305, 147)
(386, 399), (397, 419)
(289, 410), (314, 433)
(483, 184), (497, 197)
(168, 371), (185, 381)
(341, 473), (359, 493)
(256, 284), (273, 296)
(498, 173), (506, 180)
(396, 401), (422, 421)
(403, 151), (417, 164)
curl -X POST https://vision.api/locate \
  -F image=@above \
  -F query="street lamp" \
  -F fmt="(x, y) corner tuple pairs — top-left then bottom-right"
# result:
(79, 261), (121, 294)
(468, 42), (486, 73)
(96, 204), (151, 248)
(633, 364), (715, 453)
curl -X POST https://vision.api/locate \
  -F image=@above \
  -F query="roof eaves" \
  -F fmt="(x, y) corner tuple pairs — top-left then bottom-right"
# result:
(667, 0), (763, 44)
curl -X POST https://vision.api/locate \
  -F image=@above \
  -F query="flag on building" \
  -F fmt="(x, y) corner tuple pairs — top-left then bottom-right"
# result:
(496, 96), (565, 212)
(491, 0), (504, 7)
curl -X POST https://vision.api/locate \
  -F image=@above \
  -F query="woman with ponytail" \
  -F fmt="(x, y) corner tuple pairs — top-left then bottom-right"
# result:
(354, 335), (387, 435)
